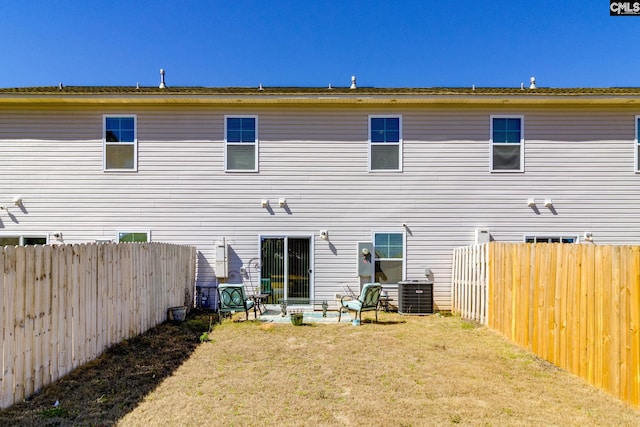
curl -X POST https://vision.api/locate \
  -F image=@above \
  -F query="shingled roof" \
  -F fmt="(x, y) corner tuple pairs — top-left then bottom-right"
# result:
(2, 86), (640, 96)
(2, 85), (640, 107)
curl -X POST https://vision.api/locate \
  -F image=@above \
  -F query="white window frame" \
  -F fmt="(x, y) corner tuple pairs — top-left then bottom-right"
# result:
(490, 115), (524, 173)
(372, 231), (406, 283)
(369, 115), (403, 172)
(116, 230), (151, 243)
(225, 115), (258, 172)
(524, 235), (579, 243)
(635, 115), (640, 173)
(0, 234), (48, 246)
(103, 114), (138, 172)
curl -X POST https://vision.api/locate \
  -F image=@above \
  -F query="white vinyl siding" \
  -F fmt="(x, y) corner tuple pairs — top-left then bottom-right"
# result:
(103, 115), (137, 171)
(2, 104), (640, 311)
(490, 115), (524, 172)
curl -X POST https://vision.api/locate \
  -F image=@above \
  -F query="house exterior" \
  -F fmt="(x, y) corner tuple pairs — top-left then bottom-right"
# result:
(2, 84), (640, 311)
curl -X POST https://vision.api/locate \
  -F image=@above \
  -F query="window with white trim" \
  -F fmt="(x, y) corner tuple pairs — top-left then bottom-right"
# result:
(524, 235), (578, 243)
(369, 116), (402, 171)
(0, 235), (47, 246)
(491, 115), (523, 172)
(635, 115), (640, 172)
(117, 231), (149, 243)
(104, 115), (137, 171)
(373, 232), (405, 284)
(225, 116), (257, 171)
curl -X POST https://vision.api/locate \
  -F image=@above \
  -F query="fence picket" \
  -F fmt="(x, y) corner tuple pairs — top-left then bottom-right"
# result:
(13, 248), (26, 403)
(33, 246), (44, 396)
(1, 247), (16, 408)
(49, 246), (60, 385)
(630, 247), (640, 407)
(609, 246), (621, 399)
(41, 245), (53, 388)
(23, 247), (35, 400)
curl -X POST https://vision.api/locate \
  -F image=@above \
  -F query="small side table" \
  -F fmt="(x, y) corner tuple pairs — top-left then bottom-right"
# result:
(378, 296), (393, 312)
(251, 293), (270, 316)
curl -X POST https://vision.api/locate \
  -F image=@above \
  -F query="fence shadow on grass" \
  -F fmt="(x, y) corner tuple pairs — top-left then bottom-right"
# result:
(0, 311), (211, 426)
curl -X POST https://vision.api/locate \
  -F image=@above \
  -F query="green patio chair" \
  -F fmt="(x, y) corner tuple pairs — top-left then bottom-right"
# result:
(337, 283), (383, 323)
(217, 284), (255, 323)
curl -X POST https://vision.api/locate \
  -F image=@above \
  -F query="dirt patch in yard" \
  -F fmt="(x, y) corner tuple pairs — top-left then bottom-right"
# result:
(0, 311), (214, 426)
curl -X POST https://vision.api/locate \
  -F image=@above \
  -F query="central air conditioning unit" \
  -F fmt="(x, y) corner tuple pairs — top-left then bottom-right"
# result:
(398, 280), (433, 315)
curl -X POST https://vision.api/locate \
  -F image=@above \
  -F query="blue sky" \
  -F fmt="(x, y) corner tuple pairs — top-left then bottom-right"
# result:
(0, 1), (638, 88)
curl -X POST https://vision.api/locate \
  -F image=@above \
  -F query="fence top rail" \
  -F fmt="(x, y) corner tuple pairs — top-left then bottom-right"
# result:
(0, 242), (196, 251)
(453, 243), (490, 251)
(455, 242), (640, 250)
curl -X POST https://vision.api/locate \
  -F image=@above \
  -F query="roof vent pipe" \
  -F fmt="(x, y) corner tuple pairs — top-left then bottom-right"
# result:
(529, 76), (536, 89)
(159, 69), (167, 89)
(350, 75), (357, 89)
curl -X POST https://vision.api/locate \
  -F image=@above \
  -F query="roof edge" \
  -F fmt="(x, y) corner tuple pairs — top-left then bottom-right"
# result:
(2, 86), (640, 107)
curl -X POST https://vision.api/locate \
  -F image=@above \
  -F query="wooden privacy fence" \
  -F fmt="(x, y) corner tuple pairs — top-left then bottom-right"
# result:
(0, 242), (196, 409)
(452, 242), (640, 408)
(451, 243), (489, 324)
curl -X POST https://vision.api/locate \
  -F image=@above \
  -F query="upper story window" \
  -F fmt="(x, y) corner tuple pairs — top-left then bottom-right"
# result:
(369, 116), (402, 171)
(491, 115), (524, 172)
(104, 115), (137, 171)
(635, 116), (640, 173)
(225, 116), (257, 171)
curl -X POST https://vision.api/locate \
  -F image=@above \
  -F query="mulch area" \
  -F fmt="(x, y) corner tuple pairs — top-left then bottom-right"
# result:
(0, 310), (214, 426)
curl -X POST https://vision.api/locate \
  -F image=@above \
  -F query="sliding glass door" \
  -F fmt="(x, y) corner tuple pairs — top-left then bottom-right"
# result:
(260, 236), (311, 304)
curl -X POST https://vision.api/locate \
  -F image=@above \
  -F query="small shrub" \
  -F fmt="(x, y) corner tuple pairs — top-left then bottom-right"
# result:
(41, 406), (69, 419)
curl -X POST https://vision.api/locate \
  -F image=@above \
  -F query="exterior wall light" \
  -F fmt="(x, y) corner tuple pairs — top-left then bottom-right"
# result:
(279, 198), (287, 207)
(261, 200), (269, 208)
